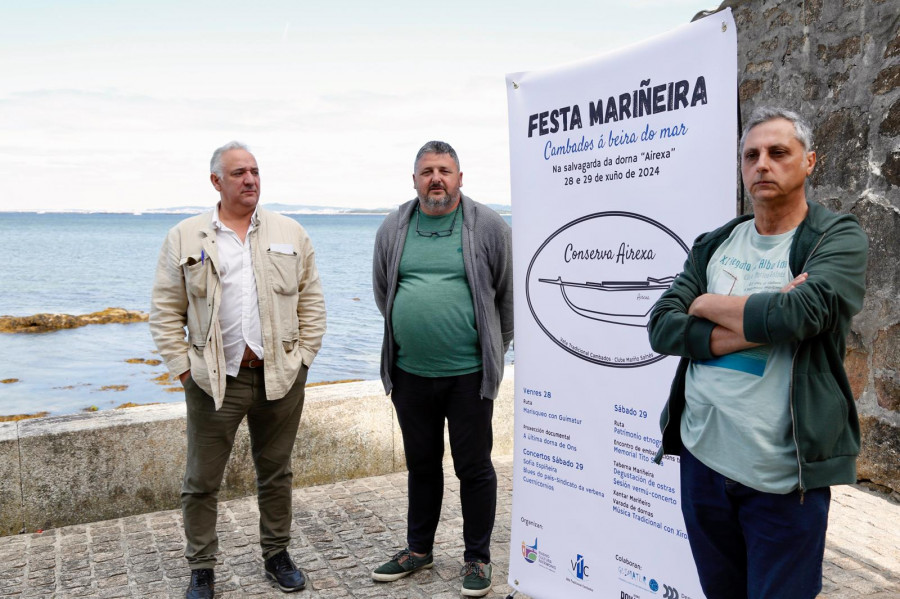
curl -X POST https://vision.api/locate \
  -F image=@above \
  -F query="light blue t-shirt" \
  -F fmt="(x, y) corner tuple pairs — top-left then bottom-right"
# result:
(683, 220), (799, 493)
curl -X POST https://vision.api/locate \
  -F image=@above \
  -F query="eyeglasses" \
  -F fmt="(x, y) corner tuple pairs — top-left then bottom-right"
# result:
(415, 204), (460, 238)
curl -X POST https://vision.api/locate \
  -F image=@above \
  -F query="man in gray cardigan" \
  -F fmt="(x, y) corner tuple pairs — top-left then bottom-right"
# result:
(371, 141), (513, 597)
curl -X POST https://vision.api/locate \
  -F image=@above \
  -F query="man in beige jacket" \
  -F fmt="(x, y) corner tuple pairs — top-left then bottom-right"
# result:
(150, 141), (326, 598)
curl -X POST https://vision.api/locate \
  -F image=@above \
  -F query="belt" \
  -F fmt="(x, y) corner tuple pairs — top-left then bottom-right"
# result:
(240, 358), (264, 369)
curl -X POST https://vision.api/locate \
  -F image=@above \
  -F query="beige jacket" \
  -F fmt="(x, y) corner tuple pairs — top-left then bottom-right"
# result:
(150, 207), (326, 409)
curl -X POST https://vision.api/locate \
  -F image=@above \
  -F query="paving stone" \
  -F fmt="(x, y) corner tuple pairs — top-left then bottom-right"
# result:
(130, 569), (165, 584)
(0, 457), (897, 597)
(133, 581), (169, 597)
(96, 587), (132, 598)
(0, 578), (23, 591)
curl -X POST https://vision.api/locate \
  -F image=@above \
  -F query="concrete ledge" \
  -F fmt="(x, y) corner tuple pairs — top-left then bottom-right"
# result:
(0, 423), (21, 535)
(2, 368), (515, 536)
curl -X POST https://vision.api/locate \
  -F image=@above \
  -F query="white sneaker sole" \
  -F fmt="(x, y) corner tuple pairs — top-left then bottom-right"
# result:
(461, 582), (492, 597)
(371, 562), (433, 582)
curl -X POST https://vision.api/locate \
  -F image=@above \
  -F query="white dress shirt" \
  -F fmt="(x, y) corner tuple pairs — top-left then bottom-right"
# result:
(212, 205), (264, 376)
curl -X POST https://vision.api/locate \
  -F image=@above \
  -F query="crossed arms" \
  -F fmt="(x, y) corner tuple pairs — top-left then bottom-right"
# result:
(688, 273), (808, 356)
(649, 211), (867, 363)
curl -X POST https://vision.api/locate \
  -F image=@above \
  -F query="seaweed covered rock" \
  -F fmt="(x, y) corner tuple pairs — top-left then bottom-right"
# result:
(0, 308), (148, 333)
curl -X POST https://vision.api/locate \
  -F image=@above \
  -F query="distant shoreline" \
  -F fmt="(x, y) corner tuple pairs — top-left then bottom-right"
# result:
(0, 209), (393, 216)
(0, 204), (512, 216)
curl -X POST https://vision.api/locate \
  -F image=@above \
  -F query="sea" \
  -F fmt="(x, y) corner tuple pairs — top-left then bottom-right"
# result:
(0, 211), (509, 417)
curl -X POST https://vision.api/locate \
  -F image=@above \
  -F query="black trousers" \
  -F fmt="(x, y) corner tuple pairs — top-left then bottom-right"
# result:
(390, 367), (497, 563)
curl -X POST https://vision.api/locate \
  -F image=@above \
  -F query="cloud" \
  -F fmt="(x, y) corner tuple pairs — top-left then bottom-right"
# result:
(1, 0), (715, 211)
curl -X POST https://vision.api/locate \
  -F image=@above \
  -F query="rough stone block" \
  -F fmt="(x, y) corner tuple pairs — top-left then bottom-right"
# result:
(872, 64), (900, 95)
(386, 372), (515, 472)
(746, 60), (774, 73)
(739, 78), (763, 101)
(802, 73), (822, 101)
(873, 324), (900, 411)
(852, 200), (900, 337)
(0, 422), (22, 535)
(817, 36), (862, 62)
(827, 71), (851, 100)
(886, 28), (900, 58)
(493, 374), (516, 457)
(391, 399), (406, 472)
(18, 404), (187, 532)
(291, 380), (397, 488)
(882, 152), (900, 187)
(811, 109), (869, 189)
(880, 98), (900, 137)
(4, 370), (516, 536)
(845, 345), (870, 401)
(857, 416), (900, 492)
(763, 6), (794, 26)
(802, 0), (824, 24)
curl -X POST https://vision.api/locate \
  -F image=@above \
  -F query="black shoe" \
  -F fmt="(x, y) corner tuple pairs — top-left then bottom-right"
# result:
(265, 550), (307, 592)
(185, 568), (215, 599)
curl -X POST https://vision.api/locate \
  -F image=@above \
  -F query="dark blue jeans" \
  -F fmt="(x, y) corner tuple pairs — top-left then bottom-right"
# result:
(680, 447), (830, 599)
(391, 367), (497, 564)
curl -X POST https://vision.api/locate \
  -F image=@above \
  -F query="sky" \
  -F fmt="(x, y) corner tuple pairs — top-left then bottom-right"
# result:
(1, 0), (717, 212)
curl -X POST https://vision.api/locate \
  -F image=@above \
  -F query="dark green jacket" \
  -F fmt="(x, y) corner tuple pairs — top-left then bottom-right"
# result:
(649, 201), (868, 492)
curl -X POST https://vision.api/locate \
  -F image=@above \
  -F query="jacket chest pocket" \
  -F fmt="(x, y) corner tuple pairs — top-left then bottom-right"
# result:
(266, 250), (300, 338)
(182, 258), (208, 298)
(266, 250), (300, 295)
(181, 257), (212, 343)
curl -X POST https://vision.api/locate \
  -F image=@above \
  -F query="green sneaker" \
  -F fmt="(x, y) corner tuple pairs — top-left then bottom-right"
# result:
(371, 548), (434, 582)
(461, 561), (492, 597)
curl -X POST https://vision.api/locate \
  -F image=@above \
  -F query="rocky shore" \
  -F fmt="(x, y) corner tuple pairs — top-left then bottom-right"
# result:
(0, 308), (148, 333)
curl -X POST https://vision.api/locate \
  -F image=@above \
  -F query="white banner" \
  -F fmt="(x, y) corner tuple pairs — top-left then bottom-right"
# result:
(505, 11), (737, 599)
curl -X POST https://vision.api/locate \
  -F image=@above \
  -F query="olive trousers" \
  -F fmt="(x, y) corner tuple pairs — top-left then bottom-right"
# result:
(181, 365), (307, 569)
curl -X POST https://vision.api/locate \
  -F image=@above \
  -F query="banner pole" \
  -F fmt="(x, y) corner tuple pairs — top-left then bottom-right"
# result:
(738, 95), (745, 215)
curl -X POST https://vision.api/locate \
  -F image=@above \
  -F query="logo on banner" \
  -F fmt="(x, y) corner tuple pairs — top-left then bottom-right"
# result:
(570, 553), (589, 580)
(526, 211), (688, 367)
(522, 539), (538, 563)
(522, 538), (557, 572)
(618, 566), (660, 594)
(662, 584), (680, 598)
(565, 552), (594, 591)
(617, 554), (665, 594)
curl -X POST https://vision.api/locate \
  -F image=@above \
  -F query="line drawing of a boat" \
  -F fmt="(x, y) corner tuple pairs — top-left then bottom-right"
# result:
(538, 275), (676, 327)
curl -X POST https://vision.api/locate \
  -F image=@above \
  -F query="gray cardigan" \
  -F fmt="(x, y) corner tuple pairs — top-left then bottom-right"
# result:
(372, 195), (514, 399)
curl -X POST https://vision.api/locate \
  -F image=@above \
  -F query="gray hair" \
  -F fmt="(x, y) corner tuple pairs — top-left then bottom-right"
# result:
(210, 141), (251, 177)
(414, 141), (460, 172)
(740, 107), (813, 153)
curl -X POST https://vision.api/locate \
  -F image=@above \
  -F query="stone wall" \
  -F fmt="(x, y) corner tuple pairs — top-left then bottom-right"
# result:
(707, 0), (899, 493)
(0, 371), (516, 537)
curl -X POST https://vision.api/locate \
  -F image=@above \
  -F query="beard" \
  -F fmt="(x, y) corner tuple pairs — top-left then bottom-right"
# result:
(419, 188), (457, 213)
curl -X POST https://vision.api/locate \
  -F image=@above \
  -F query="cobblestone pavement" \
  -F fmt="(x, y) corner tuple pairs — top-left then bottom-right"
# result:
(0, 455), (897, 598)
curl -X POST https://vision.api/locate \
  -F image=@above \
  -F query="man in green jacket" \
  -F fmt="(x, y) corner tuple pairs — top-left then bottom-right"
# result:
(649, 107), (867, 599)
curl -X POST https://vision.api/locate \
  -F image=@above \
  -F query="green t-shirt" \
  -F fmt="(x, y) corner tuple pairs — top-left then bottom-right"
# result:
(391, 206), (482, 377)
(683, 220), (798, 493)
